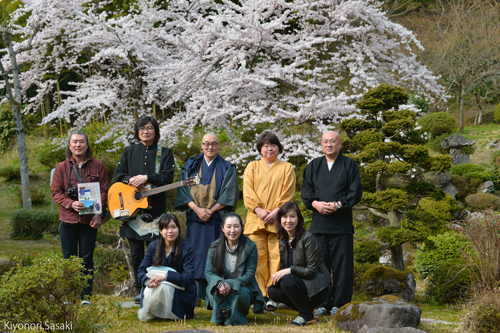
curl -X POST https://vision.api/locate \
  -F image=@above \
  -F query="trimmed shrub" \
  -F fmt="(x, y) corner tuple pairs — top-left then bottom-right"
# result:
(428, 258), (471, 304)
(451, 163), (500, 189)
(415, 232), (469, 278)
(465, 193), (500, 211)
(451, 174), (483, 201)
(417, 111), (457, 138)
(37, 144), (66, 170)
(354, 240), (380, 263)
(10, 209), (59, 240)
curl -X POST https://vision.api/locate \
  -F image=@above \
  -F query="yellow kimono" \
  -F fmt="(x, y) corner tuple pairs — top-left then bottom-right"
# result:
(243, 158), (296, 297)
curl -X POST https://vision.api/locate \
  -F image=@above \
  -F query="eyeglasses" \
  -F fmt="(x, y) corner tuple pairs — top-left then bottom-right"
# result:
(263, 144), (278, 149)
(139, 126), (155, 132)
(202, 141), (220, 147)
(322, 139), (338, 145)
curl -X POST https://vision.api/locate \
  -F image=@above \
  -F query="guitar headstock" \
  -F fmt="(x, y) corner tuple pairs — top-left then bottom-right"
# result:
(182, 175), (201, 187)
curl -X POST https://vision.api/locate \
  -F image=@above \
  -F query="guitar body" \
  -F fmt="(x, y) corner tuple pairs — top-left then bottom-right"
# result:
(108, 183), (149, 220)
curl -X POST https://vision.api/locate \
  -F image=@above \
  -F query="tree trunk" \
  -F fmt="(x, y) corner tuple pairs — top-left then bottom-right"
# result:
(459, 90), (465, 131)
(3, 32), (32, 209)
(387, 210), (405, 270)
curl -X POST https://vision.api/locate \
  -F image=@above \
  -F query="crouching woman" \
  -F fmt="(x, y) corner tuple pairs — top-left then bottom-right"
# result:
(137, 214), (196, 321)
(205, 213), (265, 325)
(268, 202), (331, 326)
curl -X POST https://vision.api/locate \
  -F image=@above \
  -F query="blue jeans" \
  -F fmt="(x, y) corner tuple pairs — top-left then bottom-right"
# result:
(59, 221), (98, 299)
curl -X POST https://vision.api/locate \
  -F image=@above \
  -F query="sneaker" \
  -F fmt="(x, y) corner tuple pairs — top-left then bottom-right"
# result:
(133, 294), (141, 304)
(291, 316), (316, 326)
(81, 300), (91, 306)
(331, 307), (339, 316)
(313, 307), (327, 319)
(265, 300), (278, 311)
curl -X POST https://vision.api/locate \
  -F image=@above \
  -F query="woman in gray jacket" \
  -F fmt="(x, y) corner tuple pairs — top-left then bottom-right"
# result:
(268, 202), (331, 326)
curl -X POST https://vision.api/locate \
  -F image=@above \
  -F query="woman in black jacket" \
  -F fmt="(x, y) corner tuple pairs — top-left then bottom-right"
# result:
(268, 202), (331, 326)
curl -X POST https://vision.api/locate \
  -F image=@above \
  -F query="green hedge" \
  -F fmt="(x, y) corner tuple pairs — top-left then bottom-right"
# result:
(10, 209), (59, 240)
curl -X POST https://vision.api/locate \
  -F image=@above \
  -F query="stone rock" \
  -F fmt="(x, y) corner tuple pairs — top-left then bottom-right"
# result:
(457, 209), (470, 219)
(452, 153), (470, 165)
(433, 172), (451, 188)
(358, 325), (427, 333)
(441, 182), (458, 198)
(366, 232), (378, 242)
(357, 214), (367, 221)
(486, 140), (500, 149)
(433, 172), (458, 198)
(362, 266), (416, 302)
(334, 296), (422, 333)
(470, 212), (485, 220)
(449, 223), (462, 231)
(379, 255), (392, 265)
(477, 181), (495, 194)
(441, 134), (475, 150)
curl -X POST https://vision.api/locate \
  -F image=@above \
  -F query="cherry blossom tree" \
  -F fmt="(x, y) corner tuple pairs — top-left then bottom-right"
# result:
(10, 0), (445, 163)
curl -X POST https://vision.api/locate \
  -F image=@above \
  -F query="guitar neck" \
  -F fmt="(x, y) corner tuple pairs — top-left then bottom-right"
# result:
(141, 181), (185, 197)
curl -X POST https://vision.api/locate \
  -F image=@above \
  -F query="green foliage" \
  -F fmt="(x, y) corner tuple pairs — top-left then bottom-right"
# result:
(109, 263), (130, 285)
(429, 259), (471, 304)
(353, 262), (380, 292)
(415, 232), (470, 278)
(450, 163), (500, 187)
(417, 112), (457, 138)
(356, 84), (409, 116)
(460, 291), (500, 333)
(430, 154), (453, 172)
(0, 164), (20, 180)
(10, 209), (59, 240)
(409, 92), (429, 113)
(37, 144), (66, 170)
(494, 102), (500, 123)
(465, 193), (500, 212)
(354, 241), (380, 263)
(362, 189), (409, 211)
(353, 129), (384, 146)
(171, 139), (202, 164)
(0, 253), (87, 325)
(93, 247), (127, 277)
(16, 185), (48, 206)
(0, 253), (120, 332)
(0, 102), (16, 152)
(451, 174), (483, 201)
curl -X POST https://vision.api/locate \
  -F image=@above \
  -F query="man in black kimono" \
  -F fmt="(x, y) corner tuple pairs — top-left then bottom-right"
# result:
(301, 131), (362, 316)
(114, 116), (175, 303)
(175, 133), (239, 301)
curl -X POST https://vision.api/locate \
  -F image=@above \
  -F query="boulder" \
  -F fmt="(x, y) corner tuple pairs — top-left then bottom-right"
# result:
(334, 296), (422, 333)
(441, 134), (475, 150)
(358, 325), (427, 333)
(433, 172), (458, 198)
(486, 140), (500, 149)
(477, 181), (495, 194)
(362, 266), (416, 302)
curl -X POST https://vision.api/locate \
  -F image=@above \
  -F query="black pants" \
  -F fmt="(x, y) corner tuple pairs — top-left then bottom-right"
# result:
(59, 221), (98, 299)
(128, 238), (152, 292)
(268, 275), (328, 322)
(313, 233), (353, 310)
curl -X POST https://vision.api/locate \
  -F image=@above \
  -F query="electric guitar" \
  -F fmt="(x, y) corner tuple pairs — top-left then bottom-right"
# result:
(108, 175), (200, 220)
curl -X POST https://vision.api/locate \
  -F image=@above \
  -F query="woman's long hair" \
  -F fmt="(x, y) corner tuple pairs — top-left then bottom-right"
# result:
(211, 213), (247, 277)
(276, 202), (306, 242)
(153, 214), (183, 266)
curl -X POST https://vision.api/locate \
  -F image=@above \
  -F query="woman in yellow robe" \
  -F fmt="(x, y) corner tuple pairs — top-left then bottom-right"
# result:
(243, 133), (296, 310)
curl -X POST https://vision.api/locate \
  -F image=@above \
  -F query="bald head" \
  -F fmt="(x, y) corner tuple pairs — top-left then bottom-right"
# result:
(201, 133), (220, 162)
(321, 131), (342, 162)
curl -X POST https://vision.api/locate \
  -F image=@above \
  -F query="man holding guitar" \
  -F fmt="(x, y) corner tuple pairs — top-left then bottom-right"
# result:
(175, 133), (239, 301)
(113, 116), (175, 304)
